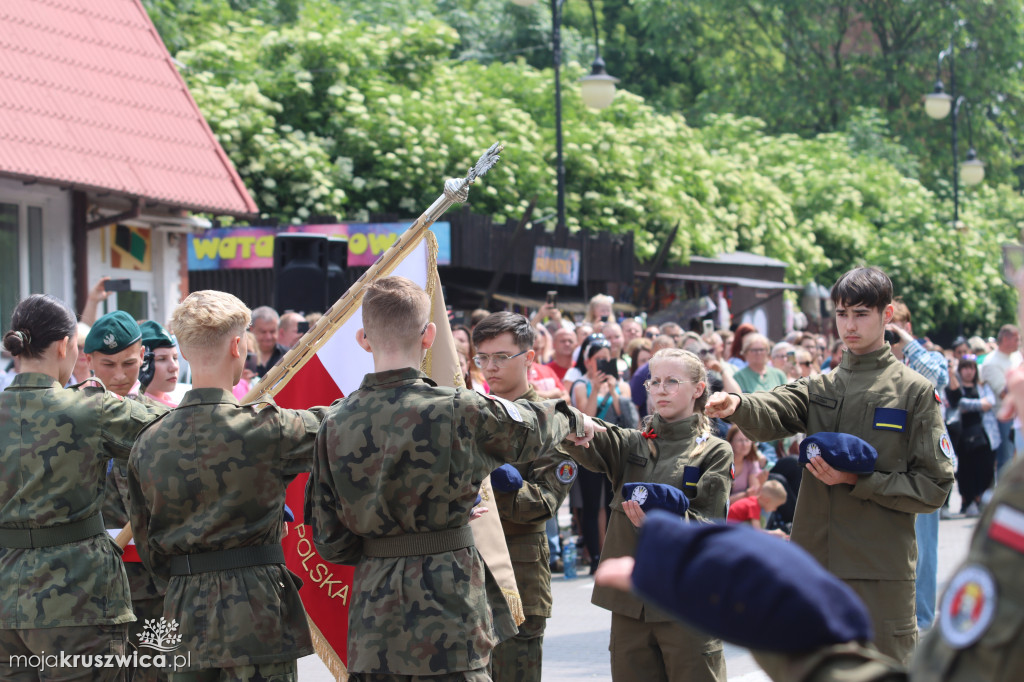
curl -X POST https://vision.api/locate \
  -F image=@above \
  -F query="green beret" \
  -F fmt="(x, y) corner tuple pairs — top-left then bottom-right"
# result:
(84, 311), (142, 354)
(140, 320), (175, 351)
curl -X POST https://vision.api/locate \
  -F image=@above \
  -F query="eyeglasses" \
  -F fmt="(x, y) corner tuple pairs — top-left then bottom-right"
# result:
(800, 361), (812, 367)
(473, 349), (528, 369)
(745, 347), (768, 354)
(644, 377), (688, 395)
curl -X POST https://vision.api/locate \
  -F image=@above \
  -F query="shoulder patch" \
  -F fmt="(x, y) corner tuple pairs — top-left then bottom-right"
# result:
(556, 460), (577, 484)
(939, 564), (997, 648)
(486, 394), (523, 422)
(987, 504), (1024, 554)
(935, 389), (942, 404)
(939, 432), (955, 459)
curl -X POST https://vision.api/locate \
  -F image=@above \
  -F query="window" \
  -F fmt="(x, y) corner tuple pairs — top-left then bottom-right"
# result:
(0, 203), (18, 326)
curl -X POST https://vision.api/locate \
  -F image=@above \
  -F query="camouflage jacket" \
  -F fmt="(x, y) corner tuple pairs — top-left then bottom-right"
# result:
(126, 388), (324, 670)
(569, 413), (733, 623)
(494, 386), (576, 618)
(0, 372), (165, 628)
(100, 391), (167, 603)
(308, 368), (582, 675)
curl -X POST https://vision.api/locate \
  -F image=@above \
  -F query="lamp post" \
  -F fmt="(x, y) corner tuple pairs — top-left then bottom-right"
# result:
(509, 0), (619, 242)
(923, 29), (985, 335)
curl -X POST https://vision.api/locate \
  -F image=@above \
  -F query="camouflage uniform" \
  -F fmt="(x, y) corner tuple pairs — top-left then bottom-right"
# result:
(307, 368), (584, 679)
(101, 391), (169, 682)
(489, 386), (575, 682)
(569, 413), (733, 682)
(0, 373), (165, 681)
(126, 388), (324, 678)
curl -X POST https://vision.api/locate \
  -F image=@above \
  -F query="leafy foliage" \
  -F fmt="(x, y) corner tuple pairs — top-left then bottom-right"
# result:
(144, 0), (1024, 334)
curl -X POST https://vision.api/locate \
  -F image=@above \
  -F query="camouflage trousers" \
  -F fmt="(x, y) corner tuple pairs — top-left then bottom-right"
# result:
(489, 614), (545, 682)
(0, 623), (129, 682)
(127, 596), (168, 682)
(167, 659), (295, 682)
(350, 670), (491, 682)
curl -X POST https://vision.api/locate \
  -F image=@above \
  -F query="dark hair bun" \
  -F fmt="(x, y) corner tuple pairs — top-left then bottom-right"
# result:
(3, 329), (30, 356)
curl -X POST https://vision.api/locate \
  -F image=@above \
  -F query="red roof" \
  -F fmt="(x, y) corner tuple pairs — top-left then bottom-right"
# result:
(0, 0), (258, 217)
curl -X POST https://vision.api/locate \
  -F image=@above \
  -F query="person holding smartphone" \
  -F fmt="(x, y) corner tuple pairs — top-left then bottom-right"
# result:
(570, 334), (632, 573)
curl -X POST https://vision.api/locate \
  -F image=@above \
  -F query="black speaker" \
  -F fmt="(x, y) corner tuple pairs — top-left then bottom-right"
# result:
(326, 237), (349, 305)
(273, 233), (328, 313)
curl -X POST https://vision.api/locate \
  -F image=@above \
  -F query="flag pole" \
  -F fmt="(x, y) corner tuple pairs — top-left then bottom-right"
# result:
(247, 142), (503, 404)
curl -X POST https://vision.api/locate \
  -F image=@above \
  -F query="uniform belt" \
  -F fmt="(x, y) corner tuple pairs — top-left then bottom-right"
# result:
(0, 513), (105, 549)
(500, 519), (547, 536)
(362, 526), (475, 558)
(169, 544), (285, 576)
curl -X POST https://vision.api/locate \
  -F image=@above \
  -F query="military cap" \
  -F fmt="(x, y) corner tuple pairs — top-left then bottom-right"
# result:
(491, 463), (524, 493)
(632, 511), (873, 652)
(799, 432), (878, 474)
(84, 311), (142, 354)
(140, 320), (175, 351)
(622, 482), (689, 515)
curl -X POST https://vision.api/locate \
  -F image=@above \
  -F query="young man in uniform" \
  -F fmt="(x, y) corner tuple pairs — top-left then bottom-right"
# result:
(472, 312), (578, 682)
(307, 276), (599, 680)
(127, 291), (326, 681)
(707, 266), (954, 663)
(85, 313), (170, 682)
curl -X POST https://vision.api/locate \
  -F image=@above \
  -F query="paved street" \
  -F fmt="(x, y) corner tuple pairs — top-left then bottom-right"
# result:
(298, 492), (978, 681)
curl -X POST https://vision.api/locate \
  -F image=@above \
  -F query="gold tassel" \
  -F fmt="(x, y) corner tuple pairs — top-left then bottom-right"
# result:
(502, 587), (526, 626)
(308, 616), (349, 681)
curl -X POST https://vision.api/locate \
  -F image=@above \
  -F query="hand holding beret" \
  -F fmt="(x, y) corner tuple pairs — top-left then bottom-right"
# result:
(631, 511), (873, 652)
(491, 464), (524, 493)
(622, 482), (690, 515)
(799, 432), (878, 475)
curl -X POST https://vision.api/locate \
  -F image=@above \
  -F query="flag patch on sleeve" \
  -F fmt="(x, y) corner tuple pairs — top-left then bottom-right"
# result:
(987, 504), (1024, 554)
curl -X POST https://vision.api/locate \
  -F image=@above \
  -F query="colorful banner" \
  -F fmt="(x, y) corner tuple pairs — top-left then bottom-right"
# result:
(187, 223), (451, 271)
(531, 245), (580, 285)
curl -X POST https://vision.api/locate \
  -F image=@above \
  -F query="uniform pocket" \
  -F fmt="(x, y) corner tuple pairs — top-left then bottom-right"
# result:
(508, 542), (541, 565)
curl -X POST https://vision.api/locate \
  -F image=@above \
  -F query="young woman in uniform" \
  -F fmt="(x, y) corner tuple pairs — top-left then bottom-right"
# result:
(570, 347), (734, 681)
(0, 294), (164, 680)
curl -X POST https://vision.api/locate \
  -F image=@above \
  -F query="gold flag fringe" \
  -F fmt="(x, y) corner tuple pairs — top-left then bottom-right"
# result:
(503, 587), (526, 627)
(307, 616), (348, 681)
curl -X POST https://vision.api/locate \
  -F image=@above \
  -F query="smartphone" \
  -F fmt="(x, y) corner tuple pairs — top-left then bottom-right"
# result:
(297, 320), (310, 334)
(884, 329), (900, 346)
(104, 278), (131, 292)
(596, 358), (618, 377)
(786, 350), (796, 364)
(702, 319), (714, 335)
(546, 290), (557, 306)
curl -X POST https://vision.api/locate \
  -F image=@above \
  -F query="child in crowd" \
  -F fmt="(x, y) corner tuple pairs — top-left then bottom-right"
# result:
(727, 425), (768, 504)
(127, 290), (327, 681)
(727, 479), (788, 536)
(307, 276), (599, 679)
(568, 348), (734, 682)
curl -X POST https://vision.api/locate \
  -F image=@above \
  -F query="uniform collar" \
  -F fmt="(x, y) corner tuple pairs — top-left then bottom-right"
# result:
(840, 344), (896, 372)
(518, 386), (539, 402)
(359, 367), (437, 390)
(177, 387), (240, 407)
(650, 412), (701, 439)
(7, 372), (62, 389)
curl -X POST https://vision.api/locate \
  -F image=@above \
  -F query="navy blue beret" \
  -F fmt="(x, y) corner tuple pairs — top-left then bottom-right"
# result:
(799, 432), (878, 475)
(491, 464), (524, 493)
(631, 511), (873, 652)
(622, 482), (689, 516)
(283, 505), (295, 523)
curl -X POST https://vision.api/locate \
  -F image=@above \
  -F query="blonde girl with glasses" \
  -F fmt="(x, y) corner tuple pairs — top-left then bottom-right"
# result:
(568, 348), (733, 682)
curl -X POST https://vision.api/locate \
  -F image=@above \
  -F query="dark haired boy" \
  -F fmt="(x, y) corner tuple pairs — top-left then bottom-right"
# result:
(472, 312), (578, 682)
(308, 277), (599, 679)
(707, 266), (954, 663)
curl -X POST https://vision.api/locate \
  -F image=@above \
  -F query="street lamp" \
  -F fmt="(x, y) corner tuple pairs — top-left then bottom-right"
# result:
(923, 29), (985, 335)
(923, 32), (985, 227)
(509, 0), (619, 240)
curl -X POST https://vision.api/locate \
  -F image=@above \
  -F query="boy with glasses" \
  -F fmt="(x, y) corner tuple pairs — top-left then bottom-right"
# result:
(472, 312), (579, 682)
